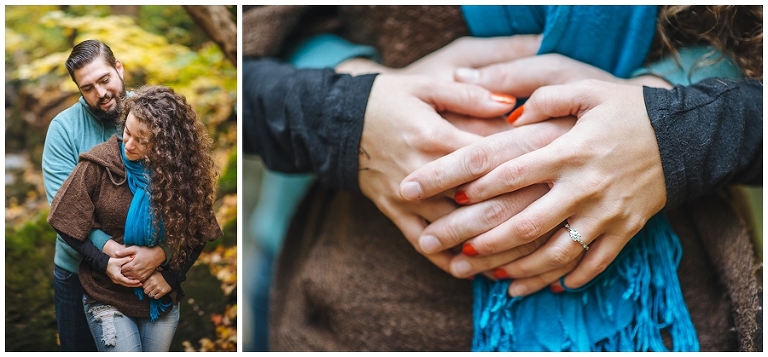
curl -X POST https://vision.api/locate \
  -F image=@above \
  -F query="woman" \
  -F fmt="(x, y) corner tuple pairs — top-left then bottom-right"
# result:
(47, 85), (222, 351)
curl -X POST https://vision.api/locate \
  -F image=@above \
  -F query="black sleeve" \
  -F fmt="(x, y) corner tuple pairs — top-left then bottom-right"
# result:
(242, 57), (378, 192)
(644, 78), (763, 208)
(56, 228), (109, 273)
(160, 242), (206, 289)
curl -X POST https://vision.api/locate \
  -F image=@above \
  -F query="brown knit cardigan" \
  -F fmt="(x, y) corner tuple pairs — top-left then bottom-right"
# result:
(244, 5), (762, 351)
(48, 135), (222, 318)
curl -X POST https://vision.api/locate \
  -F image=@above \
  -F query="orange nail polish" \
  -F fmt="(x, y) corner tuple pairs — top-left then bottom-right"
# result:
(491, 93), (516, 105)
(462, 243), (478, 257)
(493, 268), (510, 280)
(506, 105), (525, 124)
(454, 191), (469, 205)
(550, 284), (565, 294)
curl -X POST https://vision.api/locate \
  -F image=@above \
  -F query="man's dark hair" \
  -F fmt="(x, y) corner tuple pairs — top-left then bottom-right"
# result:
(65, 39), (118, 84)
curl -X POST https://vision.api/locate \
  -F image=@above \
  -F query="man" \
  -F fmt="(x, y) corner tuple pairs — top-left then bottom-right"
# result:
(42, 39), (166, 351)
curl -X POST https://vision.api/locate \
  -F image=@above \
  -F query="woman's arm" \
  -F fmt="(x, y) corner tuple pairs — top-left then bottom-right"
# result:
(646, 77), (763, 208)
(57, 229), (109, 273)
(158, 242), (206, 290)
(242, 57), (377, 191)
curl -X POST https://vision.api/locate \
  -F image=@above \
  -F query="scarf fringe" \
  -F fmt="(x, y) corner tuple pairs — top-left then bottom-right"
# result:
(472, 213), (699, 351)
(135, 288), (174, 321)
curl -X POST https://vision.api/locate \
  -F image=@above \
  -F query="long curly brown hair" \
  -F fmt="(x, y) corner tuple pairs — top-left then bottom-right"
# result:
(648, 5), (763, 79)
(118, 85), (218, 270)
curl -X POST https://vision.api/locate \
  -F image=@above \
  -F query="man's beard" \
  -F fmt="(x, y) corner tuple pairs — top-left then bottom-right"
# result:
(89, 80), (126, 124)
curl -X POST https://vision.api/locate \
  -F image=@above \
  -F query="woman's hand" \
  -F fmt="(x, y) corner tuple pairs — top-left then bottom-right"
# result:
(142, 271), (172, 300)
(402, 79), (667, 294)
(106, 256), (142, 288)
(116, 245), (166, 281)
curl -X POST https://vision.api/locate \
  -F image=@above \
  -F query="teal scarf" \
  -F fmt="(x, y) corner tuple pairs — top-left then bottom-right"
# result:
(472, 214), (698, 351)
(461, 6), (698, 351)
(120, 141), (171, 321)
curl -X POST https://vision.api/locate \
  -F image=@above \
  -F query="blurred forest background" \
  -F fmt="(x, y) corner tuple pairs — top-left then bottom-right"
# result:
(5, 5), (237, 351)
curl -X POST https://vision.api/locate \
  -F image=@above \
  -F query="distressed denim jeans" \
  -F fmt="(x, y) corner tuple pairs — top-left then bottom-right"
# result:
(83, 295), (180, 351)
(53, 265), (97, 351)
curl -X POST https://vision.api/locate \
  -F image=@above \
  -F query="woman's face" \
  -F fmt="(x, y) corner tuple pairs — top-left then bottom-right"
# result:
(123, 111), (150, 161)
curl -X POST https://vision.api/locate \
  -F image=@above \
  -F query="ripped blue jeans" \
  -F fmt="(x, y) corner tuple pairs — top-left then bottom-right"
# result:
(83, 294), (180, 351)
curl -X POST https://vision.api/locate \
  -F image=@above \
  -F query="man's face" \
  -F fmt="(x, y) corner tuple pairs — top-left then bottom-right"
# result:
(72, 57), (126, 124)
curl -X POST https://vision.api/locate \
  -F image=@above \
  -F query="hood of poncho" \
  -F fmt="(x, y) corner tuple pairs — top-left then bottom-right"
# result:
(79, 135), (127, 185)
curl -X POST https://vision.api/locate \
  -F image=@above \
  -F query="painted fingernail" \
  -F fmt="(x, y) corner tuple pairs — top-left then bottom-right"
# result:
(550, 283), (565, 294)
(462, 243), (478, 256)
(506, 105), (525, 124)
(454, 67), (479, 83)
(508, 284), (527, 297)
(419, 235), (441, 254)
(454, 191), (469, 205)
(490, 93), (516, 105)
(401, 181), (423, 200)
(493, 268), (510, 280)
(452, 260), (473, 276)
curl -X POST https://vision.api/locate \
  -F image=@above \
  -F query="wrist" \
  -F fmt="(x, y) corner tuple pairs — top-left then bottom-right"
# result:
(336, 58), (390, 76)
(158, 244), (172, 266)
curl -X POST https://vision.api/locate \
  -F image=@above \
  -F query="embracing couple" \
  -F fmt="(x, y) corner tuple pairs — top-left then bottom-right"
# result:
(43, 39), (222, 352)
(244, 5), (762, 352)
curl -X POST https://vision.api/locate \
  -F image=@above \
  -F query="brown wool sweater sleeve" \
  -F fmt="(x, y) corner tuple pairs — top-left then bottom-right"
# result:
(47, 160), (101, 241)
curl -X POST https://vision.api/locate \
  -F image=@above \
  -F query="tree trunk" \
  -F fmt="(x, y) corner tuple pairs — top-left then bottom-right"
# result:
(184, 5), (237, 68)
(110, 5), (140, 19)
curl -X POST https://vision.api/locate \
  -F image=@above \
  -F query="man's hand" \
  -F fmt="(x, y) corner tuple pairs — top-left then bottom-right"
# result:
(117, 245), (166, 281)
(142, 271), (172, 300)
(358, 74), (516, 272)
(336, 35), (543, 81)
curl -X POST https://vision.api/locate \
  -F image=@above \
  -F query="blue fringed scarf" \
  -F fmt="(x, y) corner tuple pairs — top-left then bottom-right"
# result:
(120, 142), (172, 321)
(472, 214), (699, 351)
(461, 6), (699, 351)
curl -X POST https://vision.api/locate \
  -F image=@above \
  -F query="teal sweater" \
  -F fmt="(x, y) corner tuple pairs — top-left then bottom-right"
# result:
(42, 96), (117, 274)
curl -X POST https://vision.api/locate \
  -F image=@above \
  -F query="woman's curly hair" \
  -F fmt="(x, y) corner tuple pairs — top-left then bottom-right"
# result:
(117, 85), (218, 270)
(649, 5), (762, 79)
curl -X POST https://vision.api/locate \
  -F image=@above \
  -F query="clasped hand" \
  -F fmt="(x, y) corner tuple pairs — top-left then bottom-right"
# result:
(104, 240), (169, 297)
(346, 34), (670, 296)
(401, 77), (668, 296)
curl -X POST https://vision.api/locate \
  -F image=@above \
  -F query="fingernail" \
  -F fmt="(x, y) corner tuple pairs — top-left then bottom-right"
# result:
(401, 181), (423, 200)
(550, 283), (565, 294)
(454, 191), (469, 205)
(419, 235), (441, 254)
(466, 275), (475, 281)
(462, 243), (478, 257)
(493, 268), (510, 280)
(506, 105), (525, 124)
(454, 67), (479, 83)
(452, 260), (473, 276)
(490, 93), (516, 105)
(508, 284), (527, 297)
